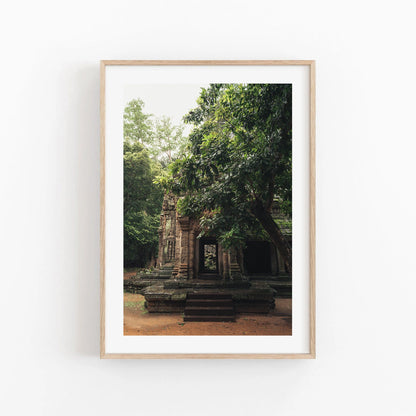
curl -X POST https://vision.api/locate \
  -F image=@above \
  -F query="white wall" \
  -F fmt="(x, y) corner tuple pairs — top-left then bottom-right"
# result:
(1, 1), (415, 415)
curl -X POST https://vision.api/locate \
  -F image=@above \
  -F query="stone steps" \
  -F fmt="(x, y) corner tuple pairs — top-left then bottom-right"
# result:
(184, 292), (235, 322)
(185, 306), (234, 315)
(197, 273), (222, 280)
(187, 292), (231, 299)
(186, 299), (232, 307)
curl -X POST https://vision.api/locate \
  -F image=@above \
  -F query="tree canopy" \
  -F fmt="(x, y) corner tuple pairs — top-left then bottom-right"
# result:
(124, 140), (163, 267)
(151, 116), (187, 167)
(163, 84), (293, 273)
(123, 98), (152, 145)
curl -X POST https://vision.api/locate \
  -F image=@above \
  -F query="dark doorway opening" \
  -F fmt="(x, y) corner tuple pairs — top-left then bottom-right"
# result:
(199, 238), (218, 274)
(244, 241), (271, 274)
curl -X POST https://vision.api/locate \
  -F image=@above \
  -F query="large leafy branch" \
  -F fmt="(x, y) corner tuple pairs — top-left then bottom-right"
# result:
(163, 84), (293, 272)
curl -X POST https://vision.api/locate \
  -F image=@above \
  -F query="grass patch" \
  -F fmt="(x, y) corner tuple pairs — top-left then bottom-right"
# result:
(124, 300), (147, 313)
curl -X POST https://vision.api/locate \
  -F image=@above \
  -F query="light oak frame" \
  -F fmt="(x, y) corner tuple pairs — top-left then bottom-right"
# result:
(100, 60), (316, 359)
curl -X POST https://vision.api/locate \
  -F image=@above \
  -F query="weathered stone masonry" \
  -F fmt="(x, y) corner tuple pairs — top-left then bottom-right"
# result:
(125, 193), (292, 315)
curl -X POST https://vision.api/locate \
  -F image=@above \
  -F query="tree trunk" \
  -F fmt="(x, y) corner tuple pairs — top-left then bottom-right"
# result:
(251, 200), (292, 275)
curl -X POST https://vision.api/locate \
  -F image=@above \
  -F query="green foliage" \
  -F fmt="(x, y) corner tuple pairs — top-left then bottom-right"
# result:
(123, 99), (152, 144)
(124, 140), (163, 267)
(124, 99), (187, 165)
(124, 299), (147, 313)
(123, 98), (188, 267)
(150, 116), (187, 167)
(165, 83), (292, 253)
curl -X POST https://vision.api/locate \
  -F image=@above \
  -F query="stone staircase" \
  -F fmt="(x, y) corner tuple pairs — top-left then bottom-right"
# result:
(197, 273), (222, 281)
(184, 292), (235, 322)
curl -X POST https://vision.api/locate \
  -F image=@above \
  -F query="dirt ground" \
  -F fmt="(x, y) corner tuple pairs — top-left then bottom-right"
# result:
(124, 269), (139, 280)
(124, 292), (292, 336)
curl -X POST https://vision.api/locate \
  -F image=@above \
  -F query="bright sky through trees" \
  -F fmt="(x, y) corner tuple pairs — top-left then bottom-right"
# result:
(124, 84), (209, 135)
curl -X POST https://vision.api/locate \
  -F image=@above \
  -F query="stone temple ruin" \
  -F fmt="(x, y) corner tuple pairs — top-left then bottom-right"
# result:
(124, 194), (292, 322)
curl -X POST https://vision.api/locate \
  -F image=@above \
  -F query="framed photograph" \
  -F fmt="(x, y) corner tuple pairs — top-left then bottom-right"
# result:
(100, 60), (315, 358)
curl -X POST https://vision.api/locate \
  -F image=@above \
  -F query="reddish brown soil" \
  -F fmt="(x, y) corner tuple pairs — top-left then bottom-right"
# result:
(124, 269), (138, 280)
(124, 293), (292, 336)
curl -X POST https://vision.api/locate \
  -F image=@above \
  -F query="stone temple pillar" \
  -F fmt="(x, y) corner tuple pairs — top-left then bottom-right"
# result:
(158, 193), (177, 270)
(176, 216), (191, 279)
(157, 224), (164, 268)
(222, 250), (230, 280)
(229, 247), (243, 280)
(171, 210), (182, 277)
(270, 244), (278, 276)
(277, 251), (286, 274)
(188, 225), (195, 279)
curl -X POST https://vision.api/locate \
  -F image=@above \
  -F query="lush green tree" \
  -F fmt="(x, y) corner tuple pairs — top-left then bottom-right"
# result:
(124, 140), (164, 267)
(123, 100), (165, 267)
(124, 98), (186, 164)
(123, 97), (187, 267)
(165, 83), (293, 273)
(150, 116), (187, 166)
(123, 98), (152, 145)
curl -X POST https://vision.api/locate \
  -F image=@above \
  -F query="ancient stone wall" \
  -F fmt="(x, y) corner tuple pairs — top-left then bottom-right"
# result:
(157, 193), (291, 280)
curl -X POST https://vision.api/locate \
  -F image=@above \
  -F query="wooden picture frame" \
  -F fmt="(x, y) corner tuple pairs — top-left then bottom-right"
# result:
(100, 60), (316, 359)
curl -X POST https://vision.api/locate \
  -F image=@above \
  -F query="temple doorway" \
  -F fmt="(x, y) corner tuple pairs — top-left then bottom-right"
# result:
(244, 241), (272, 274)
(199, 238), (218, 274)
